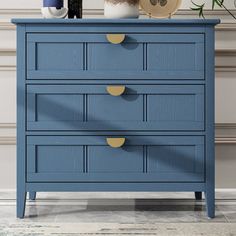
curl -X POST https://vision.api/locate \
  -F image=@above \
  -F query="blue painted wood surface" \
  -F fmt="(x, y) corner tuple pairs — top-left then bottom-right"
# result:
(27, 33), (204, 80)
(12, 18), (219, 219)
(16, 24), (27, 219)
(11, 18), (220, 25)
(26, 135), (204, 182)
(26, 182), (206, 192)
(27, 85), (204, 131)
(205, 26), (216, 219)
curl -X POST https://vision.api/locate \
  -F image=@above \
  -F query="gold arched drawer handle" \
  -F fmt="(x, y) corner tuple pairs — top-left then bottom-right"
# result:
(106, 86), (126, 96)
(106, 138), (126, 148)
(106, 34), (126, 44)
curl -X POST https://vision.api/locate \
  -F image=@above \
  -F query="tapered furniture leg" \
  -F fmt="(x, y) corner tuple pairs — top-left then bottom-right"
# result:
(195, 192), (202, 200)
(17, 190), (26, 219)
(205, 190), (215, 219)
(29, 192), (36, 200)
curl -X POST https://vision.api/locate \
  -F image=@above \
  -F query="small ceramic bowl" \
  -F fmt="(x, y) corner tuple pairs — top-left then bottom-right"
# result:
(41, 7), (68, 19)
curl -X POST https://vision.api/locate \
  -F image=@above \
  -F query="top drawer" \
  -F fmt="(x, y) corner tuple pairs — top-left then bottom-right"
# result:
(27, 33), (205, 80)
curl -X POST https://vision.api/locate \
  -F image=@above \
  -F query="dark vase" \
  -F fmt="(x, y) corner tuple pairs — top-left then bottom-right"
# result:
(43, 0), (64, 9)
(68, 0), (83, 18)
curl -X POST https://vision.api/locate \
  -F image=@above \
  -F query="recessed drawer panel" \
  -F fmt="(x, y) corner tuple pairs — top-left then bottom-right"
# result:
(29, 145), (84, 173)
(27, 85), (204, 131)
(27, 33), (204, 80)
(87, 94), (143, 123)
(27, 35), (85, 77)
(27, 136), (205, 182)
(88, 40), (143, 72)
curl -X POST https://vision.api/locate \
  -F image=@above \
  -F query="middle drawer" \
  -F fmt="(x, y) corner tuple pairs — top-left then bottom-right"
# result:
(27, 84), (204, 131)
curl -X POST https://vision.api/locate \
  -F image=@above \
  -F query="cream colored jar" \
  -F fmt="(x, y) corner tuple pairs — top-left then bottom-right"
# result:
(104, 0), (139, 19)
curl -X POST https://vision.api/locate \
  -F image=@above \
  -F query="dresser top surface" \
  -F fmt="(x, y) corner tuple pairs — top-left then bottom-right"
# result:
(12, 18), (220, 25)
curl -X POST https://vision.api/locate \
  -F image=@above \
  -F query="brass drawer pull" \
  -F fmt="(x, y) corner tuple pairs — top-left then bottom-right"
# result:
(107, 86), (126, 96)
(106, 34), (125, 44)
(106, 138), (126, 148)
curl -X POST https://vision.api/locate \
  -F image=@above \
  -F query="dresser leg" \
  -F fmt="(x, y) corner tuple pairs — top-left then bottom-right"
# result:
(205, 190), (215, 219)
(17, 190), (26, 219)
(29, 192), (36, 201)
(195, 192), (202, 200)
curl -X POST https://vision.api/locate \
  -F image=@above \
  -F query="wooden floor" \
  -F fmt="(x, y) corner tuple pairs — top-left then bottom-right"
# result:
(0, 191), (236, 235)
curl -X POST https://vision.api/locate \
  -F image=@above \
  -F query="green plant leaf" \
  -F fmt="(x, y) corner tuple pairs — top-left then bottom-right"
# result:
(191, 0), (235, 20)
(191, 1), (205, 18)
(213, 0), (224, 9)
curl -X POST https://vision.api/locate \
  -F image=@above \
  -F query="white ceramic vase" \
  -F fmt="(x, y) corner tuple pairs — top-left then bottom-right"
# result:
(41, 7), (68, 19)
(104, 0), (139, 19)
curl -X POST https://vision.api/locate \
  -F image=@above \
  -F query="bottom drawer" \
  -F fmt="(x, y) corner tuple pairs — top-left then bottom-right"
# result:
(27, 135), (205, 183)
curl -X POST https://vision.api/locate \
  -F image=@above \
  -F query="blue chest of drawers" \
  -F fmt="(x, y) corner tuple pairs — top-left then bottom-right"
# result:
(12, 18), (220, 219)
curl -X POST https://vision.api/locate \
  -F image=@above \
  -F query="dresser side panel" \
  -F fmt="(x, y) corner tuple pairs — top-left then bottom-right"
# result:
(205, 25), (216, 217)
(16, 24), (27, 218)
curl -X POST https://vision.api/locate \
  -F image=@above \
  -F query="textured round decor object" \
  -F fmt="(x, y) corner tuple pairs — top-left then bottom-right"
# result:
(140, 0), (182, 18)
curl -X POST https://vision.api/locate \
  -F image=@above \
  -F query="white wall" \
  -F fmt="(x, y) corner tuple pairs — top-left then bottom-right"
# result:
(0, 0), (236, 10)
(0, 0), (236, 189)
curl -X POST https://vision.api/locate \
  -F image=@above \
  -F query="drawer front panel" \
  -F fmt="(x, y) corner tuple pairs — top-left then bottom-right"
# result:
(27, 85), (204, 131)
(27, 136), (205, 182)
(27, 33), (204, 80)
